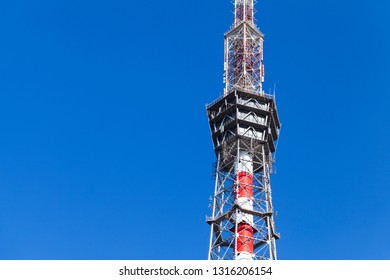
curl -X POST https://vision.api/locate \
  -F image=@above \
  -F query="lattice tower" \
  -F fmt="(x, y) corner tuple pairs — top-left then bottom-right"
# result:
(206, 0), (281, 260)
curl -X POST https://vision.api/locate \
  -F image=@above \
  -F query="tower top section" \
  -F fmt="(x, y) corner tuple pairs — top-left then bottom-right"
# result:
(234, 0), (255, 26)
(224, 0), (264, 96)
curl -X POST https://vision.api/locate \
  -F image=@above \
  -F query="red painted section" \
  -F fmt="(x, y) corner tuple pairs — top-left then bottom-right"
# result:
(237, 223), (254, 254)
(237, 171), (253, 199)
(236, 171), (254, 255)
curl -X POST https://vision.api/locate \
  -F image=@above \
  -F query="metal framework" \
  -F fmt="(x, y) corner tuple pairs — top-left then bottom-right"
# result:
(206, 0), (281, 260)
(225, 0), (264, 95)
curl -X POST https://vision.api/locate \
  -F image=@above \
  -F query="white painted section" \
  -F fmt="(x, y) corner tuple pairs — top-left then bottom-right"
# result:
(237, 151), (253, 173)
(236, 251), (253, 260)
(236, 197), (254, 226)
(236, 211), (254, 226)
(236, 197), (253, 210)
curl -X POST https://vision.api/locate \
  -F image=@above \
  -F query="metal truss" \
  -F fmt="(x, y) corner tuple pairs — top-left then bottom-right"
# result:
(225, 0), (264, 95)
(207, 139), (279, 260)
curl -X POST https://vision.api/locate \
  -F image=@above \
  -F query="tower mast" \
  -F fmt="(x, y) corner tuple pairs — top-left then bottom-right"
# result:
(207, 0), (281, 260)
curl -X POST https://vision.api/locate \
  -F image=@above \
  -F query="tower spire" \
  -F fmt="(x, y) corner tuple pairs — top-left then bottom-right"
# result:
(225, 0), (264, 96)
(234, 0), (254, 26)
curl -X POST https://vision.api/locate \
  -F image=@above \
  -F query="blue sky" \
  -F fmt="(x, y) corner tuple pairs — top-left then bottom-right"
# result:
(0, 0), (389, 260)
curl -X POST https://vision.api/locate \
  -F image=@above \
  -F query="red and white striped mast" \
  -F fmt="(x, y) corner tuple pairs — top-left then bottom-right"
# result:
(207, 0), (281, 260)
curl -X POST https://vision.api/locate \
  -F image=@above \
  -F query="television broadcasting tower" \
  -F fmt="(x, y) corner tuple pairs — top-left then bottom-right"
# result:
(206, 0), (281, 260)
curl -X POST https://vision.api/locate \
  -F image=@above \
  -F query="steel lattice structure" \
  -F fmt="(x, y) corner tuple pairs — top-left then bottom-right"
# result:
(225, 0), (264, 94)
(206, 0), (281, 260)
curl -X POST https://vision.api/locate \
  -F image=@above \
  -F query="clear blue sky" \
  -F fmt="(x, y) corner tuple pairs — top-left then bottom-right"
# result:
(0, 0), (389, 260)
